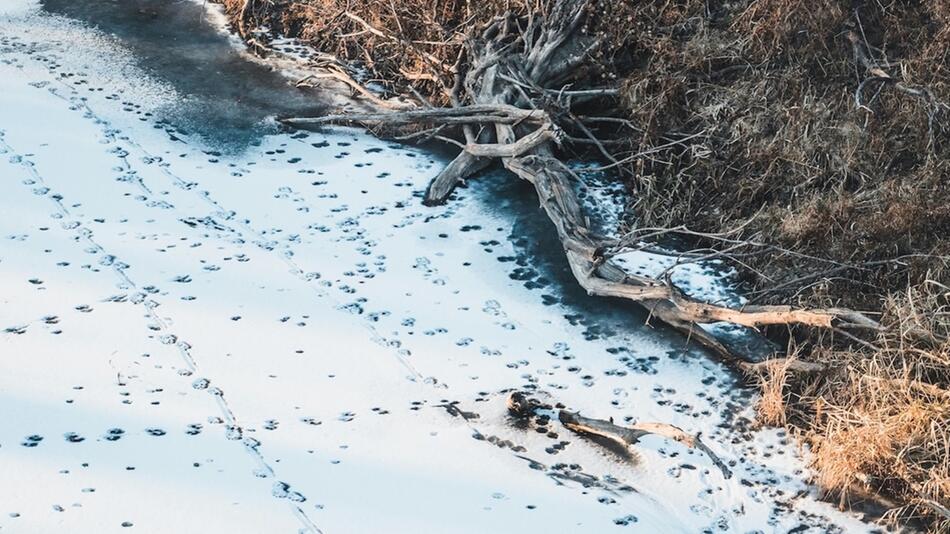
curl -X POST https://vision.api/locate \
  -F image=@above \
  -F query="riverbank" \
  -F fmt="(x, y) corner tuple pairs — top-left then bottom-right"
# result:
(205, 0), (950, 530)
(0, 1), (876, 532)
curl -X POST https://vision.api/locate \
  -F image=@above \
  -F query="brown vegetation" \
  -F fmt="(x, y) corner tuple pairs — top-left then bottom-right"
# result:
(613, 2), (949, 527)
(215, 0), (950, 529)
(752, 284), (950, 527)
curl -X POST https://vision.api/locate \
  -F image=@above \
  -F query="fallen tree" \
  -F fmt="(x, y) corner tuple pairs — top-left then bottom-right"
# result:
(272, 0), (880, 364)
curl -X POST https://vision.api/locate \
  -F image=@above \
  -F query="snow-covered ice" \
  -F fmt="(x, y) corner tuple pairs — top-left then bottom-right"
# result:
(0, 1), (873, 532)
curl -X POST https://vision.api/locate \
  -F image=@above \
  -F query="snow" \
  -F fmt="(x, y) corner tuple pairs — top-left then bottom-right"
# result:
(1, 2), (872, 533)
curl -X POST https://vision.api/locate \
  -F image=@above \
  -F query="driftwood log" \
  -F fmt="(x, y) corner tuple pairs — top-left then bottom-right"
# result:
(507, 392), (732, 479)
(279, 0), (880, 365)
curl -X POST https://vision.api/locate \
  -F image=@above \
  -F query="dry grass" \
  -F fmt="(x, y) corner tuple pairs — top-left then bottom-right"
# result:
(217, 0), (509, 103)
(612, 2), (950, 304)
(750, 354), (795, 427)
(216, 0), (685, 112)
(616, 2), (950, 527)
(217, 0), (638, 105)
(755, 283), (950, 528)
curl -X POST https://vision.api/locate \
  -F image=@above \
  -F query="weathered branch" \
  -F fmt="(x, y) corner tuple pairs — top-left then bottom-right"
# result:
(422, 151), (491, 206)
(296, 70), (414, 110)
(506, 392), (732, 479)
(463, 123), (557, 157)
(498, 141), (879, 362)
(281, 104), (546, 128)
(558, 410), (733, 479)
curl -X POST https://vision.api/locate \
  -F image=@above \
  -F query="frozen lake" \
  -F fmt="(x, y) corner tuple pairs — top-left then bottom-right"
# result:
(0, 1), (873, 532)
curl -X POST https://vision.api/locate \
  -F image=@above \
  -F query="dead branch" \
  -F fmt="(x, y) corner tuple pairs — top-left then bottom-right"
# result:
(505, 392), (732, 478)
(296, 70), (414, 110)
(281, 104), (546, 128)
(847, 29), (949, 144)
(463, 123), (557, 157)
(423, 151), (491, 205)
(558, 410), (733, 479)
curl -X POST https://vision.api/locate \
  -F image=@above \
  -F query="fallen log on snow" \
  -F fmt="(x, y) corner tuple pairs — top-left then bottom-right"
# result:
(506, 392), (732, 479)
(277, 0), (881, 366)
(558, 410), (733, 480)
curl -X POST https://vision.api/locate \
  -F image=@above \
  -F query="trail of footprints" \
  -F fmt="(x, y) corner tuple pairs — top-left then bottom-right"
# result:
(1, 66), (672, 528)
(1, 132), (324, 532)
(0, 52), (473, 528)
